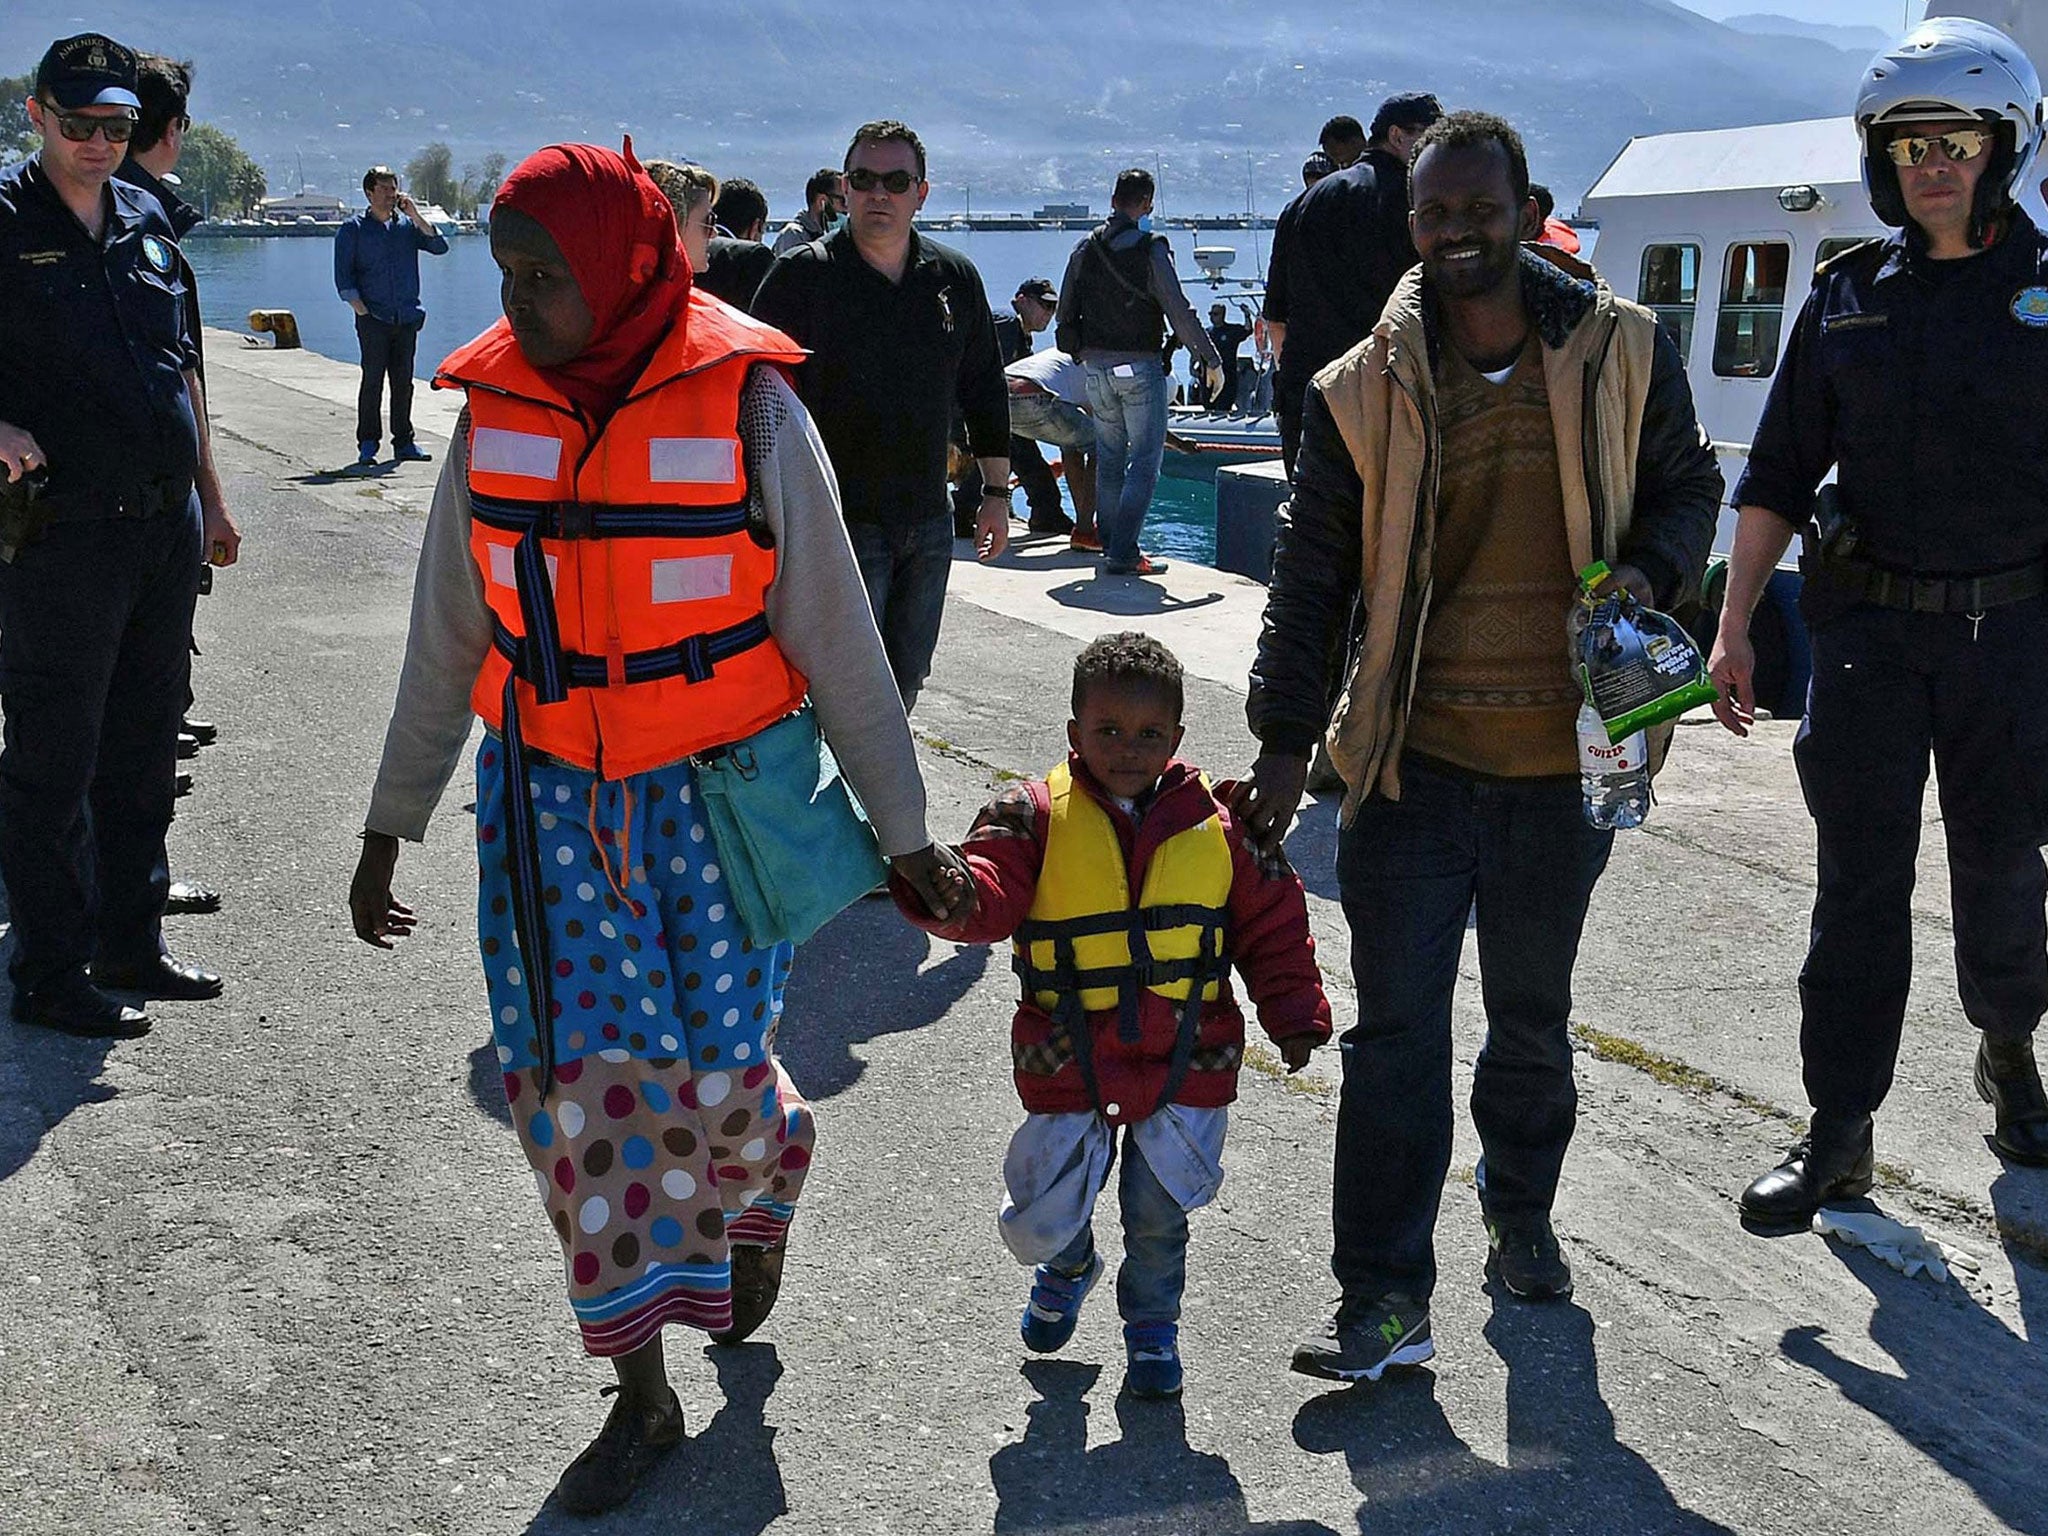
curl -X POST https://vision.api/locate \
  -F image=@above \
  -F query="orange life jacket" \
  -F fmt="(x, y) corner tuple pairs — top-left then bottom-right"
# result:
(435, 292), (810, 780)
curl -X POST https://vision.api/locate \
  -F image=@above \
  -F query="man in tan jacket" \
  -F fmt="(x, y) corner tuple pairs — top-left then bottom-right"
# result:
(1237, 111), (1720, 1382)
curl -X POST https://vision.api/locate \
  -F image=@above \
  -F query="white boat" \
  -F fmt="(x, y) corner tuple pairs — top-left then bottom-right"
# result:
(1573, 0), (2048, 709)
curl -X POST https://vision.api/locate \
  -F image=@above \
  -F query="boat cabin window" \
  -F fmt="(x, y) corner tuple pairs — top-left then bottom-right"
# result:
(1713, 241), (1790, 379)
(1638, 244), (1699, 363)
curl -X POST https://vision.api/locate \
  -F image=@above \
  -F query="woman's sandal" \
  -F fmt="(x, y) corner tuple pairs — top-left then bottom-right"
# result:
(710, 1243), (788, 1346)
(552, 1383), (686, 1517)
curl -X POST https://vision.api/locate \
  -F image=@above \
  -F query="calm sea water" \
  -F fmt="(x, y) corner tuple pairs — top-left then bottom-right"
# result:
(184, 227), (1261, 565)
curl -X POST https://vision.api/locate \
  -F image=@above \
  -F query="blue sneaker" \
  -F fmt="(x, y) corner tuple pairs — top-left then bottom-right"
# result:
(1020, 1251), (1104, 1353)
(354, 441), (378, 469)
(393, 441), (433, 463)
(1123, 1321), (1183, 1399)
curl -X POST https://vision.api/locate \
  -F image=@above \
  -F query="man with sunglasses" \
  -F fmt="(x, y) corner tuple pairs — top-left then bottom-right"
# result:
(0, 33), (240, 1038)
(1712, 17), (2048, 1225)
(754, 120), (1010, 712)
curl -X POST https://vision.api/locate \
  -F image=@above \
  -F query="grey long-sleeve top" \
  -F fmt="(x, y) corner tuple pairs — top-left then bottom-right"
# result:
(364, 366), (933, 857)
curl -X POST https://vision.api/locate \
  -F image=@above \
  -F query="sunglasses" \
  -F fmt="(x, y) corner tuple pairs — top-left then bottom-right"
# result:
(846, 168), (918, 195)
(1883, 128), (1991, 168)
(47, 105), (138, 143)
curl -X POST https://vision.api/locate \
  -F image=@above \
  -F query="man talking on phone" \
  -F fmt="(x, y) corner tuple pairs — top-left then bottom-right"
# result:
(334, 164), (449, 469)
(0, 33), (242, 1037)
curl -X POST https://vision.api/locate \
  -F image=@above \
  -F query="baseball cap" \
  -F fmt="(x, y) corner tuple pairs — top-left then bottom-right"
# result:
(35, 33), (141, 112)
(1016, 276), (1058, 308)
(1369, 91), (1443, 141)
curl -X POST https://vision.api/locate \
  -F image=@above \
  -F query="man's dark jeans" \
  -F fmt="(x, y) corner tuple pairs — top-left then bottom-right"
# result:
(1332, 753), (1613, 1302)
(354, 314), (421, 451)
(846, 514), (955, 712)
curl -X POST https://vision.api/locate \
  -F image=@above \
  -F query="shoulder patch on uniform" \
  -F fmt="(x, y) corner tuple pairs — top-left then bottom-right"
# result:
(140, 234), (174, 275)
(2012, 286), (2048, 329)
(1815, 237), (1885, 277)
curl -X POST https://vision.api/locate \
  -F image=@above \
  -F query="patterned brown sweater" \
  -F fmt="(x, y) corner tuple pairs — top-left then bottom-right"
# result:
(1403, 337), (1581, 778)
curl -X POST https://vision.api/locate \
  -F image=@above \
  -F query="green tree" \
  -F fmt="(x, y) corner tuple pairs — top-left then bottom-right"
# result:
(2, 71), (35, 164)
(458, 150), (506, 219)
(180, 122), (267, 217)
(405, 141), (457, 210)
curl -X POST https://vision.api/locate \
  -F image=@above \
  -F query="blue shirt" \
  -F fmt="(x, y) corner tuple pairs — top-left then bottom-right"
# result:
(1734, 208), (2048, 577)
(0, 156), (201, 511)
(333, 209), (448, 326)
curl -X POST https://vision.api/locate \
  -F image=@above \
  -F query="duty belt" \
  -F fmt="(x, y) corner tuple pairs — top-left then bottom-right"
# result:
(486, 491), (773, 1098)
(1821, 557), (2047, 615)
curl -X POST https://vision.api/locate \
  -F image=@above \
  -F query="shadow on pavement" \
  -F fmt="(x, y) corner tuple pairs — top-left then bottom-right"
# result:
(1781, 1239), (2048, 1536)
(0, 903), (125, 1183)
(1283, 793), (1343, 904)
(778, 899), (988, 1101)
(991, 1359), (1336, 1534)
(523, 1343), (787, 1536)
(466, 1036), (512, 1126)
(1045, 579), (1227, 618)
(1293, 1299), (1734, 1534)
(1989, 1167), (2048, 1350)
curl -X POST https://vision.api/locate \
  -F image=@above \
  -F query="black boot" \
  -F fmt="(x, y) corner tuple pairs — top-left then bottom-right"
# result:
(1976, 1034), (2048, 1166)
(1739, 1112), (1874, 1228)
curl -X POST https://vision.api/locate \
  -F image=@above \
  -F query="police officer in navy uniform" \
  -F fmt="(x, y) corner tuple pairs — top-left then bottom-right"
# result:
(1712, 17), (2048, 1225)
(0, 34), (242, 1038)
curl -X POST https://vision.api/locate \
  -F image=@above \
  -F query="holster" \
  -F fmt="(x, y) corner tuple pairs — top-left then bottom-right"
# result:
(0, 467), (52, 565)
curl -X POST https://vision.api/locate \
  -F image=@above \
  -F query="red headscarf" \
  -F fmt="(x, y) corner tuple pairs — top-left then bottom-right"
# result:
(490, 139), (691, 422)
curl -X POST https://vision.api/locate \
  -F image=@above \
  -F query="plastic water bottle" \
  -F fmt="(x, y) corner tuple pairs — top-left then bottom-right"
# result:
(1577, 702), (1650, 830)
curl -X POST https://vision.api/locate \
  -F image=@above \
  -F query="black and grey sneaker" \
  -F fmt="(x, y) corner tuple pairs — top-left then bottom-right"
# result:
(1484, 1213), (1573, 1301)
(1289, 1294), (1435, 1382)
(553, 1384), (686, 1516)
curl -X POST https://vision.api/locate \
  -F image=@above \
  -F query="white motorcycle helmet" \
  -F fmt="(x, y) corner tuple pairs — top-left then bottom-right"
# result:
(1856, 15), (2044, 242)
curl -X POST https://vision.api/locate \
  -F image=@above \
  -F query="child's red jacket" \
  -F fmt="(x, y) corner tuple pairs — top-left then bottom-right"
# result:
(896, 754), (1332, 1126)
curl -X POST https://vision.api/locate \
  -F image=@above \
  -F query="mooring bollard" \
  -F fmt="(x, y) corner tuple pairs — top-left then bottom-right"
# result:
(247, 309), (302, 349)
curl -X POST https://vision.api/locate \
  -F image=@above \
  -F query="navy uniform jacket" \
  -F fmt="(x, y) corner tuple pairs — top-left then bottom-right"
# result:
(0, 156), (201, 514)
(1733, 208), (2048, 577)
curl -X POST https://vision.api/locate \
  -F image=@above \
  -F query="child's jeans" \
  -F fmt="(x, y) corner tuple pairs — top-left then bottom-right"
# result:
(1049, 1128), (1189, 1326)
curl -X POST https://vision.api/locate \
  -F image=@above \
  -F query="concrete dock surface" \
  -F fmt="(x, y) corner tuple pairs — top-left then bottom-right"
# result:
(1, 331), (2043, 1535)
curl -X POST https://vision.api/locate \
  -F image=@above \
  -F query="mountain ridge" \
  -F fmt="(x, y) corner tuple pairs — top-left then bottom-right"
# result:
(0, 1), (1864, 213)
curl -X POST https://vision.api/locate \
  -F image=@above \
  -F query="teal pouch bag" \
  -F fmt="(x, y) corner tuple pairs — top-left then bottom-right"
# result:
(692, 703), (887, 948)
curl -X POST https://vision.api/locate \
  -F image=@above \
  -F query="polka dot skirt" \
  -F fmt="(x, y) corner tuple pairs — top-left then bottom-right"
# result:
(475, 737), (815, 1357)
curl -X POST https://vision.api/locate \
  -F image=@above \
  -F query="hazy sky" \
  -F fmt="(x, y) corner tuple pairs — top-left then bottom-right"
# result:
(1679, 0), (1915, 24)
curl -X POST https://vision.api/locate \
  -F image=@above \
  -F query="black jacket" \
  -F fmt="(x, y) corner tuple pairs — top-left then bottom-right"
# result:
(1734, 208), (2048, 577)
(698, 236), (775, 313)
(752, 227), (1008, 527)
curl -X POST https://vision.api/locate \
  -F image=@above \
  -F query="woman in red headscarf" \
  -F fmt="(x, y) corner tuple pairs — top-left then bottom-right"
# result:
(348, 142), (969, 1516)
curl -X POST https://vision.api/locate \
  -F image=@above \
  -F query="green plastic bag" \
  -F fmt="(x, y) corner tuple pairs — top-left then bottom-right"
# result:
(1573, 562), (1719, 742)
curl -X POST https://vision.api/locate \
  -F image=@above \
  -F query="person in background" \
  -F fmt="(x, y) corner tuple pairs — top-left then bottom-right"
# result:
(1004, 344), (1099, 551)
(1318, 114), (1368, 171)
(699, 176), (775, 310)
(1264, 91), (1442, 478)
(897, 632), (1331, 1401)
(349, 139), (969, 1518)
(1299, 150), (1334, 190)
(1204, 300), (1254, 412)
(0, 32), (242, 1038)
(1527, 183), (1583, 254)
(1239, 111), (1717, 1383)
(333, 164), (449, 469)
(643, 160), (716, 273)
(753, 120), (1010, 711)
(957, 276), (1067, 535)
(1055, 168), (1222, 578)
(118, 50), (223, 916)
(772, 166), (845, 255)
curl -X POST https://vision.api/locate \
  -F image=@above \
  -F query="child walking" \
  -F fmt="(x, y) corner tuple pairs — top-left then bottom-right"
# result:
(899, 632), (1331, 1396)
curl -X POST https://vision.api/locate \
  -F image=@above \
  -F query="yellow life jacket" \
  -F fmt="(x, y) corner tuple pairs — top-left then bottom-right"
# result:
(1014, 762), (1232, 1017)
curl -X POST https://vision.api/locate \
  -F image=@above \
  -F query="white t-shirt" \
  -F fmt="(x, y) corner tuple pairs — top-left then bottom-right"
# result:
(1005, 347), (1090, 409)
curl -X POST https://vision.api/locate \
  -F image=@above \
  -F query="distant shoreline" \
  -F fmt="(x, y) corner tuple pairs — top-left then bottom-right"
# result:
(183, 213), (1286, 240)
